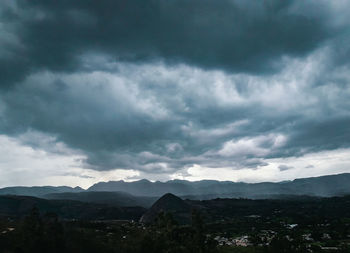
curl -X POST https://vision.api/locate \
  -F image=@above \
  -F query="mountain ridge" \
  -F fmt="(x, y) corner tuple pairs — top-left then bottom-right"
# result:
(0, 195), (145, 220)
(0, 186), (84, 197)
(88, 173), (350, 198)
(43, 191), (157, 208)
(1, 173), (350, 199)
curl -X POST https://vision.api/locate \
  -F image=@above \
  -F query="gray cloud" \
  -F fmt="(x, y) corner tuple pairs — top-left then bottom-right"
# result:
(0, 0), (337, 89)
(62, 172), (95, 179)
(1, 57), (349, 175)
(305, 165), (315, 169)
(0, 0), (350, 180)
(278, 165), (294, 171)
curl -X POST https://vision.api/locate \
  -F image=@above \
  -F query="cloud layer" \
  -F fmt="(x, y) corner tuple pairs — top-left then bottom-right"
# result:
(0, 0), (350, 185)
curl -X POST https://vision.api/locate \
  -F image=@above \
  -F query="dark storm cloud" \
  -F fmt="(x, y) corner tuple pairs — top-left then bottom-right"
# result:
(0, 0), (332, 89)
(0, 0), (350, 177)
(1, 59), (349, 174)
(1, 74), (180, 154)
(287, 117), (350, 154)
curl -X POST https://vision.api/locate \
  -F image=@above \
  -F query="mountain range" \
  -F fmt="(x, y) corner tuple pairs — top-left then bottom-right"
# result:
(1, 173), (350, 201)
(88, 173), (350, 198)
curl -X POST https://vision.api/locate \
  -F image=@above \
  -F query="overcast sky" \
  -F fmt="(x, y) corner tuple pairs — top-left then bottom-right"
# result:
(0, 0), (350, 188)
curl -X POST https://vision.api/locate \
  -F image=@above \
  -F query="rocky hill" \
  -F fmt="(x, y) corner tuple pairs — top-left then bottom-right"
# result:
(140, 193), (191, 224)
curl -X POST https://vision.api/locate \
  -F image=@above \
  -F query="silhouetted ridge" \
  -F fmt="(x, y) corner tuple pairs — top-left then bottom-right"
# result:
(43, 191), (156, 208)
(88, 173), (350, 198)
(0, 195), (146, 220)
(2, 173), (350, 201)
(0, 186), (84, 197)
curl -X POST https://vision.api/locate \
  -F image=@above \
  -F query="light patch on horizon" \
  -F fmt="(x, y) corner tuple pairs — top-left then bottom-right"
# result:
(0, 134), (84, 188)
(0, 134), (139, 188)
(173, 148), (350, 183)
(2, 131), (350, 188)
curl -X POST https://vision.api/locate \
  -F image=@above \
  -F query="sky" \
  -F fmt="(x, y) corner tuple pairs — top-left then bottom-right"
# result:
(0, 0), (350, 188)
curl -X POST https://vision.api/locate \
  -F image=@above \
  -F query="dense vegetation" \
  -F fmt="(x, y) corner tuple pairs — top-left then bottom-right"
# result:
(1, 204), (350, 252)
(1, 194), (350, 252)
(0, 195), (350, 253)
(0, 208), (218, 253)
(0, 195), (145, 220)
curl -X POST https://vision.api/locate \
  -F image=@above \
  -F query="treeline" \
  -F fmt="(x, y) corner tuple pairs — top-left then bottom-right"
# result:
(0, 208), (218, 253)
(1, 196), (350, 253)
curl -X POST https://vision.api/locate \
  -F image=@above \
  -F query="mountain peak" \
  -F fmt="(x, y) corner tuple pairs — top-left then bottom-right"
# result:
(157, 192), (182, 202)
(151, 193), (189, 210)
(140, 193), (191, 223)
